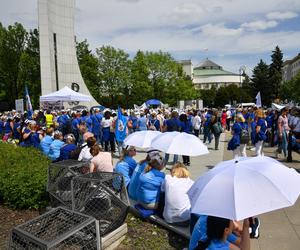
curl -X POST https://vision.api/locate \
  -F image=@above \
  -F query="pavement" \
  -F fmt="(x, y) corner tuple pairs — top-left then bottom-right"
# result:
(114, 131), (300, 250)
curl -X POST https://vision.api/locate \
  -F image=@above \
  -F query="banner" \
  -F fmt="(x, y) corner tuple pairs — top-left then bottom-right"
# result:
(15, 99), (24, 113)
(115, 107), (128, 142)
(255, 91), (262, 108)
(25, 85), (33, 119)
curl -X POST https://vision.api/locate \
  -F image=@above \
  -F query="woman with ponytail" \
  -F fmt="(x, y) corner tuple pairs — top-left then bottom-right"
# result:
(136, 154), (166, 209)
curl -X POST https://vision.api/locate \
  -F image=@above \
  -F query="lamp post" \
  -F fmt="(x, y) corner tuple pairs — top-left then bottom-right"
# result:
(239, 65), (246, 87)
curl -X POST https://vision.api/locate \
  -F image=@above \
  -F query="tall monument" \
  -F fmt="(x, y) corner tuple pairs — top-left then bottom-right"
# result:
(38, 0), (98, 107)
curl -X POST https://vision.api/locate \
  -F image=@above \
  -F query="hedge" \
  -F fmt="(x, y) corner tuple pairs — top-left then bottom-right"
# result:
(0, 143), (50, 209)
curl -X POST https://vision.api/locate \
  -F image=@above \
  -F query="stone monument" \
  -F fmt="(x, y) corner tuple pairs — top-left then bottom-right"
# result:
(38, 0), (98, 107)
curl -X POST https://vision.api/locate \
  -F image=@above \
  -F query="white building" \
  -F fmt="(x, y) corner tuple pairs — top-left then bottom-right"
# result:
(180, 59), (243, 90)
(38, 0), (98, 107)
(282, 53), (300, 82)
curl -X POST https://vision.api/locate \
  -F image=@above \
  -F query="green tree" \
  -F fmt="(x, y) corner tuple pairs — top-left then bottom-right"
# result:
(251, 59), (271, 106)
(269, 46), (283, 99)
(96, 46), (131, 107)
(76, 39), (100, 102)
(130, 50), (152, 106)
(280, 71), (300, 103)
(199, 86), (217, 107)
(0, 22), (27, 108)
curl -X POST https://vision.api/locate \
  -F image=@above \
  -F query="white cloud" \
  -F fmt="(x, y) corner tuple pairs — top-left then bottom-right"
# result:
(266, 11), (298, 20)
(200, 23), (243, 37)
(241, 20), (278, 31)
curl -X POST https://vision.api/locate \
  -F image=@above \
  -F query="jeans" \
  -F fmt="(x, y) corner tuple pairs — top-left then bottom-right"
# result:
(194, 129), (200, 137)
(203, 126), (211, 143)
(278, 130), (288, 157)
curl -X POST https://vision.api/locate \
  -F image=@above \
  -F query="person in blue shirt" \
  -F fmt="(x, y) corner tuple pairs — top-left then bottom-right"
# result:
(3, 117), (13, 141)
(12, 116), (21, 141)
(91, 109), (103, 144)
(128, 149), (160, 201)
(179, 113), (193, 166)
(136, 154), (166, 209)
(19, 121), (35, 147)
(48, 131), (64, 161)
(164, 110), (181, 164)
(114, 146), (137, 187)
(191, 216), (250, 250)
(71, 112), (80, 143)
(203, 110), (212, 144)
(227, 114), (248, 158)
(40, 127), (54, 155)
(137, 112), (148, 131)
(59, 134), (77, 160)
(254, 109), (267, 156)
(148, 112), (160, 131)
(128, 112), (138, 134)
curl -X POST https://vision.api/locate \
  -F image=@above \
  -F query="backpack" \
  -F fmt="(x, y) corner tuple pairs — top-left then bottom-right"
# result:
(239, 123), (250, 144)
(69, 144), (88, 160)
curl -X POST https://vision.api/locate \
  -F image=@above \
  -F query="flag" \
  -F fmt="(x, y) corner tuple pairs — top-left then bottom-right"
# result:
(115, 107), (128, 142)
(255, 91), (262, 108)
(25, 85), (33, 119)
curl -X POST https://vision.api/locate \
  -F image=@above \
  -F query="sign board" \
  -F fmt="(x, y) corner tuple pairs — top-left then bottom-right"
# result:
(15, 99), (24, 113)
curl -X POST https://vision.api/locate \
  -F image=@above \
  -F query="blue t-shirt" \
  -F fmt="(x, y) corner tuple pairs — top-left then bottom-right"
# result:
(129, 116), (138, 129)
(137, 117), (147, 131)
(4, 121), (12, 134)
(189, 215), (237, 250)
(180, 120), (193, 134)
(48, 139), (64, 161)
(40, 135), (54, 155)
(0, 121), (3, 134)
(72, 118), (80, 131)
(128, 161), (147, 200)
(207, 239), (230, 250)
(91, 113), (103, 135)
(115, 156), (137, 187)
(148, 119), (160, 131)
(166, 118), (181, 132)
(13, 122), (21, 139)
(204, 114), (212, 127)
(60, 143), (77, 160)
(137, 168), (165, 205)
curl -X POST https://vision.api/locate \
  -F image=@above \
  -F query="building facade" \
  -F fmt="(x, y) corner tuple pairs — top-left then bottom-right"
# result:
(180, 59), (243, 90)
(282, 53), (300, 82)
(38, 0), (98, 107)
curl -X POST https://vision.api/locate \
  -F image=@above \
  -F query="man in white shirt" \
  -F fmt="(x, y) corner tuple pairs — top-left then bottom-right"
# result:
(192, 111), (201, 137)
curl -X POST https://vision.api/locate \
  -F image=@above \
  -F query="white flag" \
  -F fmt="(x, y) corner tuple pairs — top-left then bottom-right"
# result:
(256, 91), (262, 108)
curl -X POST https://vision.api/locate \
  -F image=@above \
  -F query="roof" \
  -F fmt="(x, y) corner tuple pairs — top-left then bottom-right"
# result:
(179, 59), (192, 65)
(193, 68), (239, 76)
(194, 59), (221, 70)
(283, 53), (300, 66)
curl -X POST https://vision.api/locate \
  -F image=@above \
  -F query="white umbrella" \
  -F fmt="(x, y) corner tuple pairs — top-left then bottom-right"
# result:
(188, 156), (300, 220)
(150, 132), (209, 156)
(124, 131), (162, 148)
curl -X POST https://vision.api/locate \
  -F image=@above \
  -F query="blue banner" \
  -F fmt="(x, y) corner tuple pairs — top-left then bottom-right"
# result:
(25, 85), (33, 119)
(115, 107), (127, 142)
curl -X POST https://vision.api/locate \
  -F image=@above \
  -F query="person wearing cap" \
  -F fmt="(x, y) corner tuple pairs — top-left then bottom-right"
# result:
(128, 149), (160, 201)
(48, 131), (64, 161)
(59, 134), (77, 160)
(254, 109), (267, 156)
(114, 146), (137, 187)
(136, 154), (166, 210)
(40, 128), (54, 155)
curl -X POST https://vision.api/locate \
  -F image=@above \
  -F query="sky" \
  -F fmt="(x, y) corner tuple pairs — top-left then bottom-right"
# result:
(1, 0), (300, 75)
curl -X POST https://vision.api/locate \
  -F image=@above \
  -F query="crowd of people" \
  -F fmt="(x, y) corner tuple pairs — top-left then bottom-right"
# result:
(0, 105), (299, 250)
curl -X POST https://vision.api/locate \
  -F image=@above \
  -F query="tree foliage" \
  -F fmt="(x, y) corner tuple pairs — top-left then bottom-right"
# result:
(269, 45), (283, 99)
(280, 71), (300, 103)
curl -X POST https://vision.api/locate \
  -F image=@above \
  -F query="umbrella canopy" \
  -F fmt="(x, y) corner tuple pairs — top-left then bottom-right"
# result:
(124, 131), (162, 148)
(146, 99), (161, 106)
(188, 156), (300, 220)
(40, 86), (91, 102)
(150, 132), (209, 156)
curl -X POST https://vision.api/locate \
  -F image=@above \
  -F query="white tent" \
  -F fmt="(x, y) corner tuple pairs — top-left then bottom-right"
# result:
(40, 86), (91, 102)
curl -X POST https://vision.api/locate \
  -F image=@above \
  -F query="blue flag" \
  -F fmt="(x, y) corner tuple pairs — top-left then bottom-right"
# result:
(25, 85), (33, 119)
(115, 107), (128, 142)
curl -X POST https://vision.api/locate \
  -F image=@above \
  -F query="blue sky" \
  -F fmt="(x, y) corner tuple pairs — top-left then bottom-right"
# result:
(1, 0), (300, 75)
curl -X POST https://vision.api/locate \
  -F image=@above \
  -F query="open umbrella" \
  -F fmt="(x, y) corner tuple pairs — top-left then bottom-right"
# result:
(124, 131), (161, 148)
(187, 156), (300, 220)
(150, 132), (209, 156)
